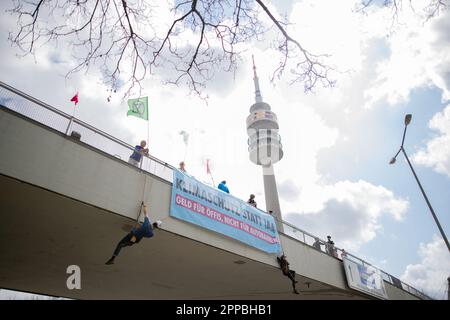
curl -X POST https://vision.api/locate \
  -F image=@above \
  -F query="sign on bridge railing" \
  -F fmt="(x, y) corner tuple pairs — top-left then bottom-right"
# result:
(343, 257), (389, 299)
(170, 170), (282, 254)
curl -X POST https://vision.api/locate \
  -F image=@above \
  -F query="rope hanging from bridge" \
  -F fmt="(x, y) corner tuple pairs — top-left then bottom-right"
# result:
(137, 169), (155, 223)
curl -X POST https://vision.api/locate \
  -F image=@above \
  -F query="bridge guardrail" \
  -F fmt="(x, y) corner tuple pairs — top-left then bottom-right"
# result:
(0, 80), (432, 300)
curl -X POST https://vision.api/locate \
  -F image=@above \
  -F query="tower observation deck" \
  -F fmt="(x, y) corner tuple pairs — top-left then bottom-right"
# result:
(246, 56), (284, 232)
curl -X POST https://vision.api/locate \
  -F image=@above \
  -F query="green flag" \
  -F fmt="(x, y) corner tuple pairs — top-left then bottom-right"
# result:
(127, 97), (148, 120)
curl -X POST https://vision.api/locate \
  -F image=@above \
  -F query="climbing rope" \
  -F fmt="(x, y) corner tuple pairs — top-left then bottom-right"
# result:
(136, 163), (155, 223)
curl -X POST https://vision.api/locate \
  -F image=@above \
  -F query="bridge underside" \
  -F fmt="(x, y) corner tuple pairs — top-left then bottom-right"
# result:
(0, 174), (366, 299)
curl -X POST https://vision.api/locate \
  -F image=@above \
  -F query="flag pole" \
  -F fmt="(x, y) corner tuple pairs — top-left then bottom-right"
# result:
(210, 172), (215, 186)
(71, 91), (78, 119)
(66, 92), (78, 135)
(180, 131), (189, 162)
(65, 113), (74, 135)
(72, 101), (77, 125)
(207, 159), (215, 186)
(141, 97), (150, 214)
(146, 96), (150, 149)
(72, 97), (77, 118)
(147, 118), (150, 148)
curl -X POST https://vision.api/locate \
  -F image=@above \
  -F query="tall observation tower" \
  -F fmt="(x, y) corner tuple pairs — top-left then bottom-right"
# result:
(246, 57), (284, 232)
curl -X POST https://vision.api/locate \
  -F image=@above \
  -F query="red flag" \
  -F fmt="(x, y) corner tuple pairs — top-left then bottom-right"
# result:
(206, 159), (211, 175)
(70, 92), (79, 105)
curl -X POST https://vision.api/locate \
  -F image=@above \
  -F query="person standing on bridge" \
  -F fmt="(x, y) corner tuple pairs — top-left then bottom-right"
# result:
(105, 203), (162, 265)
(312, 237), (322, 251)
(218, 181), (229, 194)
(325, 236), (338, 258)
(325, 235), (334, 255)
(277, 254), (299, 294)
(247, 194), (257, 207)
(179, 161), (187, 173)
(128, 140), (149, 167)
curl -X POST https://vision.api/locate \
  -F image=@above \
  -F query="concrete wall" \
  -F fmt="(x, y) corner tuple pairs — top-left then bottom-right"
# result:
(280, 234), (348, 290)
(0, 108), (420, 300)
(0, 108), (171, 223)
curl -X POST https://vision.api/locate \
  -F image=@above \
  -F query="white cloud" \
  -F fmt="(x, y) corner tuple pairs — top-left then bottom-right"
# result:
(413, 104), (450, 178)
(1, 0), (445, 298)
(285, 180), (409, 251)
(288, 0), (369, 71)
(363, 7), (450, 108)
(266, 3), (412, 251)
(401, 236), (450, 299)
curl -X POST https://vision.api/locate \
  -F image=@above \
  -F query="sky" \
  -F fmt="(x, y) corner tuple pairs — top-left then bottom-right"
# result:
(0, 0), (449, 299)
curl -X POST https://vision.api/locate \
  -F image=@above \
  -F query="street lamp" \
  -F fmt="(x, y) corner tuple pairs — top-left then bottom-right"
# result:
(390, 114), (450, 253)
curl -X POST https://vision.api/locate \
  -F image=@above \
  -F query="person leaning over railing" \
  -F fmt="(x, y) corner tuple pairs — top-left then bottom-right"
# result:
(340, 249), (348, 259)
(313, 237), (322, 251)
(179, 161), (187, 173)
(128, 140), (149, 167)
(247, 194), (257, 207)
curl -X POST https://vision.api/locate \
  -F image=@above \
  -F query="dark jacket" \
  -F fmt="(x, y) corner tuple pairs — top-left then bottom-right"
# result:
(218, 182), (229, 194)
(247, 199), (257, 207)
(130, 145), (144, 161)
(131, 216), (154, 242)
(277, 256), (290, 276)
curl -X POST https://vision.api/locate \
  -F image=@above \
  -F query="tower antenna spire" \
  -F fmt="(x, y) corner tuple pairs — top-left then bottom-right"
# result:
(252, 55), (263, 103)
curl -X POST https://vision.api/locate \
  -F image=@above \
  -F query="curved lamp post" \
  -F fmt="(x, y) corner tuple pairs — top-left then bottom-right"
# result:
(390, 114), (450, 252)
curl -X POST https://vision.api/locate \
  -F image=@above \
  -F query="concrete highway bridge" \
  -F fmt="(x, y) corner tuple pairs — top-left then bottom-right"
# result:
(0, 81), (430, 300)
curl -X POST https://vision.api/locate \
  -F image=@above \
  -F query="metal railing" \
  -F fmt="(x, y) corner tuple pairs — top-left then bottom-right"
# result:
(0, 81), (175, 182)
(273, 216), (432, 299)
(0, 80), (432, 300)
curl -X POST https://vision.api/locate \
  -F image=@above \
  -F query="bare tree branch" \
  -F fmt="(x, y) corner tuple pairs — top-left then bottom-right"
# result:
(6, 0), (447, 100)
